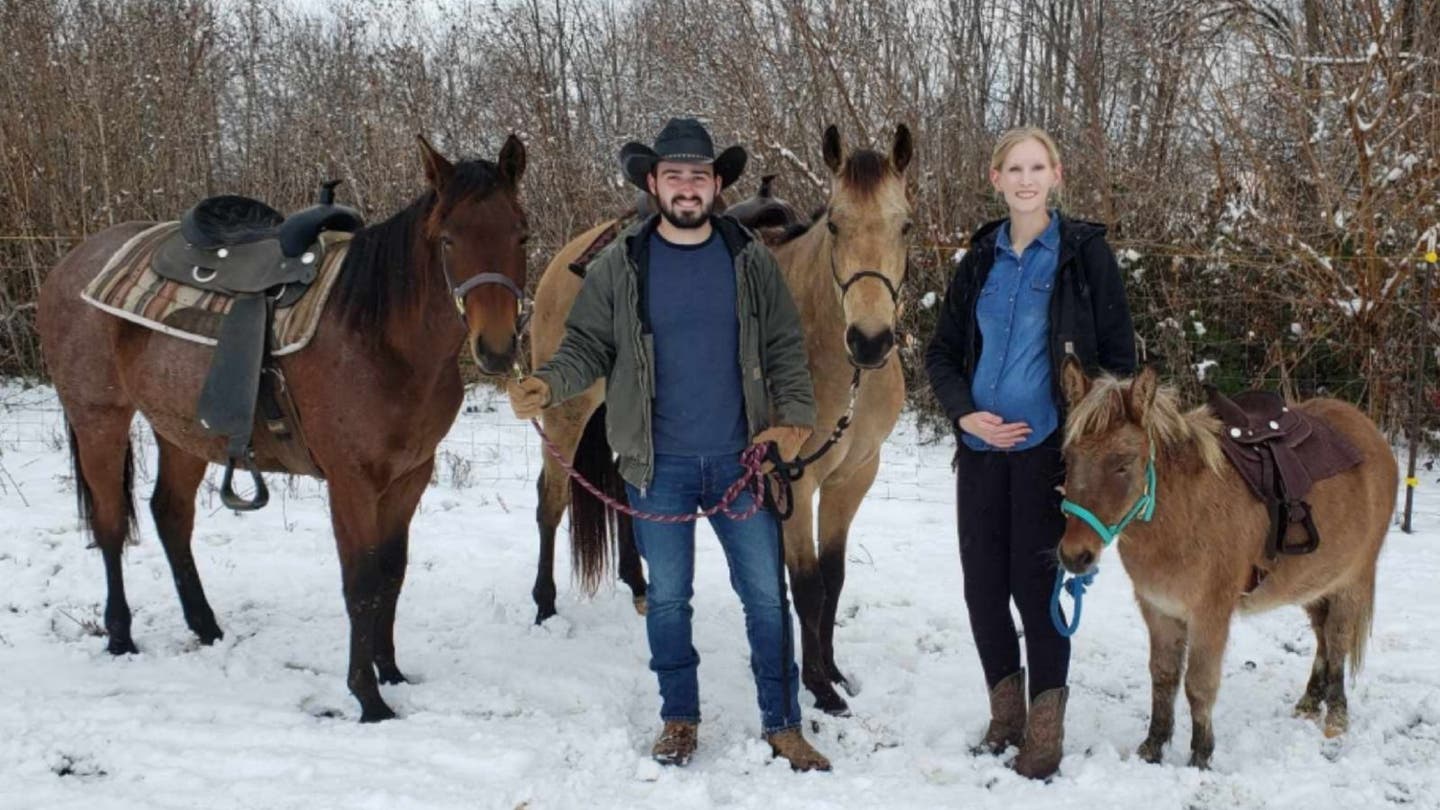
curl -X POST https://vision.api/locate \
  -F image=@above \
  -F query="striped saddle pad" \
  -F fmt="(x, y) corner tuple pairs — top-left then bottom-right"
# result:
(81, 221), (351, 355)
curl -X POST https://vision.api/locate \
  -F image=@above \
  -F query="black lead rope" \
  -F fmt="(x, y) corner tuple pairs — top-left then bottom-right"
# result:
(766, 367), (864, 485)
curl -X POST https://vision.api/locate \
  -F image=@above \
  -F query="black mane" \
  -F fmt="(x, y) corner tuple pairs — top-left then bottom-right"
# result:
(334, 158), (503, 335)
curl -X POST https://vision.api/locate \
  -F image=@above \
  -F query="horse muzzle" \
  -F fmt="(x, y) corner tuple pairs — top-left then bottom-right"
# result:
(471, 333), (519, 376)
(1057, 530), (1100, 575)
(845, 325), (895, 369)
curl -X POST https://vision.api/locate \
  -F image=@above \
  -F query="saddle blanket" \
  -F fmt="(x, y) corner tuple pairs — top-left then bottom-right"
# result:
(80, 221), (351, 355)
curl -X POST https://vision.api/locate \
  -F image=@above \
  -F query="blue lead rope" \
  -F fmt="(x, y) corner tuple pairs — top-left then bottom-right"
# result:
(1050, 443), (1158, 637)
(1050, 565), (1096, 637)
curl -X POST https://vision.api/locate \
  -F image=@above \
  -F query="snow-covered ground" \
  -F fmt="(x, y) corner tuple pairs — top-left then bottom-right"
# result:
(2, 382), (1437, 810)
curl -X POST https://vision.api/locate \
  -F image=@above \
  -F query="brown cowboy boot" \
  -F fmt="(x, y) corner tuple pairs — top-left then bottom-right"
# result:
(651, 721), (698, 766)
(1012, 686), (1068, 780)
(972, 669), (1027, 756)
(766, 728), (832, 772)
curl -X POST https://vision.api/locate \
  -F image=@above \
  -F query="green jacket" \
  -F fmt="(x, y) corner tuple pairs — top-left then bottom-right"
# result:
(536, 214), (816, 491)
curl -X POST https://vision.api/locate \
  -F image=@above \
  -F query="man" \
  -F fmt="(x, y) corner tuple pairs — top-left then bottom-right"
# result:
(507, 118), (829, 771)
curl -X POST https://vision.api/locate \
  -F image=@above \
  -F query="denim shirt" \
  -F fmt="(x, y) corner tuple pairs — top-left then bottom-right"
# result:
(963, 212), (1061, 452)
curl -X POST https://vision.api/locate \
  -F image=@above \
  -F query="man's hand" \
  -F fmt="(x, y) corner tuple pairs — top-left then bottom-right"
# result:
(507, 376), (551, 420)
(957, 411), (1031, 449)
(752, 425), (813, 472)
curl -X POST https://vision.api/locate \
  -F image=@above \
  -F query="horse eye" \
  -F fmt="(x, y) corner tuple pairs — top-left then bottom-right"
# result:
(901, 220), (913, 235)
(827, 221), (839, 235)
(518, 234), (530, 246)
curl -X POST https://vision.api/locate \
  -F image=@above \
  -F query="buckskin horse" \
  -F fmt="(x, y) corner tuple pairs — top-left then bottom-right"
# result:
(1055, 361), (1394, 767)
(528, 124), (912, 716)
(37, 135), (529, 722)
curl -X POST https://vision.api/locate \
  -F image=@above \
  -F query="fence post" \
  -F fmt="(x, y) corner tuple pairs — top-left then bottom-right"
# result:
(1403, 237), (1439, 533)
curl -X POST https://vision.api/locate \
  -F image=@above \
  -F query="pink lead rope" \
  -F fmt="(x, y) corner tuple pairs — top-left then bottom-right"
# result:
(528, 417), (774, 523)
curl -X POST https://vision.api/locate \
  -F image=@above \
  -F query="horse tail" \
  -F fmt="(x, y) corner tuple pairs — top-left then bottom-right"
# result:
(66, 420), (138, 548)
(1343, 553), (1379, 677)
(569, 404), (624, 595)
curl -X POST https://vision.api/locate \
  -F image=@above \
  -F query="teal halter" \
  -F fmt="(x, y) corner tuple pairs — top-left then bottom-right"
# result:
(1060, 443), (1157, 547)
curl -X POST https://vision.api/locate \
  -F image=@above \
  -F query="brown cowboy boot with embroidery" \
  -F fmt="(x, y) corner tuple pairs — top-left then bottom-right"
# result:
(651, 721), (698, 766)
(972, 669), (1026, 756)
(766, 727), (832, 772)
(1012, 686), (1068, 780)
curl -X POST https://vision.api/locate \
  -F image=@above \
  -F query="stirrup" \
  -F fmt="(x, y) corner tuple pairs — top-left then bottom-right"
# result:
(220, 450), (269, 511)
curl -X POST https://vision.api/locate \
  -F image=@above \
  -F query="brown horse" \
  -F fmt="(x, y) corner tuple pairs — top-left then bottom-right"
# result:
(1055, 362), (1395, 767)
(529, 124), (912, 716)
(37, 135), (529, 722)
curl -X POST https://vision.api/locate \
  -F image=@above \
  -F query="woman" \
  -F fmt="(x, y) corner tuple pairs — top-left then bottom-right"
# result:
(924, 127), (1136, 779)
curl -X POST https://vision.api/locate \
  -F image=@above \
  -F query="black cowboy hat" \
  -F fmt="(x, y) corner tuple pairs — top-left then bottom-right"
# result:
(619, 117), (748, 191)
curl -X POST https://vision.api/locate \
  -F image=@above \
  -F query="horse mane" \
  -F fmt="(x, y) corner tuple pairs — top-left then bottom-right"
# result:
(335, 193), (431, 336)
(335, 158), (504, 336)
(1065, 375), (1226, 474)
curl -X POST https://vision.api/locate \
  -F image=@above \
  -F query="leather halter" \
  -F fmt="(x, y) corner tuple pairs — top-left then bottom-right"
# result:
(830, 248), (902, 306)
(440, 244), (533, 335)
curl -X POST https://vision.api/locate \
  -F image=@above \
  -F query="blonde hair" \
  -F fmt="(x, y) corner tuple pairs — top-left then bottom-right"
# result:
(990, 126), (1062, 172)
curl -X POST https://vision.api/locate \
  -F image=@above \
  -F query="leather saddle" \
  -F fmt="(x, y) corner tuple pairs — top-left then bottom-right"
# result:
(1207, 388), (1363, 561)
(155, 181), (363, 296)
(724, 174), (806, 231)
(567, 176), (809, 279)
(156, 181), (363, 510)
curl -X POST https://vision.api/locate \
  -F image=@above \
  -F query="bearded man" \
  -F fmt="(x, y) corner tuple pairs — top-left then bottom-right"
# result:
(507, 117), (828, 771)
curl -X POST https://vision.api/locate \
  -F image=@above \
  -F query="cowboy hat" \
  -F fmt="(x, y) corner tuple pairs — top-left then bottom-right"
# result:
(619, 117), (748, 191)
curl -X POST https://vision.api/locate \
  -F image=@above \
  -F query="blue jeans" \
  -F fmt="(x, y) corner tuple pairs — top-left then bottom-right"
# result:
(625, 452), (803, 735)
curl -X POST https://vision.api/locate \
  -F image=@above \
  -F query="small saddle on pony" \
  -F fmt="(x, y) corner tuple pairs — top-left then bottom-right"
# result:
(1206, 388), (1363, 562)
(157, 181), (363, 511)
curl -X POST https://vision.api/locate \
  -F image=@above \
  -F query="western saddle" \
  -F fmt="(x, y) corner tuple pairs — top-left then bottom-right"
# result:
(1206, 388), (1363, 575)
(567, 175), (807, 279)
(153, 181), (363, 511)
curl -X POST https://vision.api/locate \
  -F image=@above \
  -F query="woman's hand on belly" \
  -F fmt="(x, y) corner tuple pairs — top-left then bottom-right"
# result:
(958, 411), (1032, 449)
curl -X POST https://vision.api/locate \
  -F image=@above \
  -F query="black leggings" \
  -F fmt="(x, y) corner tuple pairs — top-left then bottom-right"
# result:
(954, 432), (1069, 698)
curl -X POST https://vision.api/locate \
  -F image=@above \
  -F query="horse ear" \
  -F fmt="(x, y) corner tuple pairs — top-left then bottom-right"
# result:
(892, 124), (913, 175)
(823, 125), (843, 174)
(498, 134), (526, 187)
(1127, 366), (1160, 425)
(417, 134), (454, 192)
(1060, 355), (1091, 408)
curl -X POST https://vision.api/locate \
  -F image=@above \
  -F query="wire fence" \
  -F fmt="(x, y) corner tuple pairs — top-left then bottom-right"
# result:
(0, 383), (960, 507)
(5, 236), (1439, 511)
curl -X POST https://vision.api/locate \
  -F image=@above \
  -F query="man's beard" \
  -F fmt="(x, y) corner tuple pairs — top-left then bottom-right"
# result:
(657, 193), (713, 229)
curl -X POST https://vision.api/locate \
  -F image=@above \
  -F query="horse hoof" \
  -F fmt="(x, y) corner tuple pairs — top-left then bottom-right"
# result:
(812, 690), (851, 717)
(832, 671), (861, 698)
(1323, 712), (1348, 738)
(1187, 752), (1212, 770)
(534, 606), (557, 626)
(377, 666), (408, 686)
(106, 637), (139, 656)
(632, 595), (648, 616)
(1137, 740), (1165, 764)
(359, 704), (397, 723)
(193, 624), (224, 646)
(1293, 697), (1322, 721)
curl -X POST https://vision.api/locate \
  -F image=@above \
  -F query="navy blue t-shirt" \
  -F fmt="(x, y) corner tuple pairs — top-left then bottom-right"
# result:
(647, 230), (749, 456)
